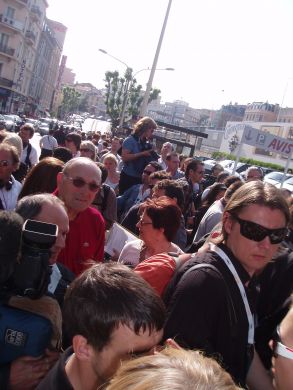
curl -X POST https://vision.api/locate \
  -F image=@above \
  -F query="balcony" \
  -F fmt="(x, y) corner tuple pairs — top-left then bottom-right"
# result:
(25, 30), (36, 45)
(30, 5), (42, 21)
(0, 77), (13, 88)
(0, 44), (15, 58)
(0, 14), (23, 32)
(14, 0), (28, 5)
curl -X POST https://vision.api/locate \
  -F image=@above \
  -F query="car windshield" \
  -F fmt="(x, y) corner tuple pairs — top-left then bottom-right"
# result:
(266, 172), (286, 181)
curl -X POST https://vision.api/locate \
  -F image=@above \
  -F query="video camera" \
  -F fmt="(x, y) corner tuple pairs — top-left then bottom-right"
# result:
(5, 219), (58, 299)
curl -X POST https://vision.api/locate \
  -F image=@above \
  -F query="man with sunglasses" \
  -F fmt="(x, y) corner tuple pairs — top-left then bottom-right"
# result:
(117, 161), (162, 221)
(164, 181), (289, 389)
(55, 157), (105, 276)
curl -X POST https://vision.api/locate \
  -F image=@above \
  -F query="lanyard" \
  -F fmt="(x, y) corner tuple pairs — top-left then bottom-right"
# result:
(210, 244), (254, 345)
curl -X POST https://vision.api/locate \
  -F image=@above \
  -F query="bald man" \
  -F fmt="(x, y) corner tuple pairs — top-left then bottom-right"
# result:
(55, 157), (105, 275)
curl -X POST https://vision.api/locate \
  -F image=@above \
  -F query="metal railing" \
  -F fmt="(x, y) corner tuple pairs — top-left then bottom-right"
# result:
(0, 14), (23, 31)
(0, 77), (13, 88)
(25, 30), (36, 42)
(30, 5), (42, 18)
(0, 44), (15, 56)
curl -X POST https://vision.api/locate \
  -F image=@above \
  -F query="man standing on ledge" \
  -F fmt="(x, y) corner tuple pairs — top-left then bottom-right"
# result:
(56, 157), (105, 276)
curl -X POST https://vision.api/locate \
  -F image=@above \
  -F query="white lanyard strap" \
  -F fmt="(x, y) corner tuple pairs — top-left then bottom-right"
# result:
(210, 244), (254, 344)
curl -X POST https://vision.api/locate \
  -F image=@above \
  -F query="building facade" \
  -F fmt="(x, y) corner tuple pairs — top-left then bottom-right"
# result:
(27, 18), (66, 116)
(243, 102), (279, 122)
(0, 0), (66, 116)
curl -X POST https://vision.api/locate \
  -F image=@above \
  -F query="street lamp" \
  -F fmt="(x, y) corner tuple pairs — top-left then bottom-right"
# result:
(98, 48), (130, 69)
(140, 0), (173, 117)
(99, 48), (174, 127)
(277, 78), (293, 122)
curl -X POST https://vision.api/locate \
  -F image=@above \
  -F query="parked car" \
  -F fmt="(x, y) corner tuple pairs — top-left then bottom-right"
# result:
(203, 159), (217, 175)
(0, 114), (6, 129)
(3, 114), (18, 131)
(37, 118), (52, 135)
(279, 176), (293, 192)
(263, 171), (292, 187)
(25, 118), (39, 129)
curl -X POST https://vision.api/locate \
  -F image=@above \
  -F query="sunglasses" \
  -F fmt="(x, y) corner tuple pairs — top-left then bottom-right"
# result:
(143, 170), (153, 175)
(0, 160), (11, 167)
(233, 215), (288, 244)
(65, 176), (100, 192)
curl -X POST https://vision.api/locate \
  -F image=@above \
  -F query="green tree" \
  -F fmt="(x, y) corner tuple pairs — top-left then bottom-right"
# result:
(78, 95), (89, 112)
(58, 86), (81, 119)
(104, 69), (160, 126)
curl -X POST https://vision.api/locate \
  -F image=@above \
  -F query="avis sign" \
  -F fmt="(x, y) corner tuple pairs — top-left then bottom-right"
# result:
(241, 126), (293, 156)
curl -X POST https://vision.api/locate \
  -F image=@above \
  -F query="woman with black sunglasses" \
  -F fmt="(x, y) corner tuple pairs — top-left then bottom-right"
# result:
(164, 181), (290, 389)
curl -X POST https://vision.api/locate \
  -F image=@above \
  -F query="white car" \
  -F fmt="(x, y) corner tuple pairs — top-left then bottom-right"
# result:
(264, 171), (292, 187)
(276, 176), (293, 192)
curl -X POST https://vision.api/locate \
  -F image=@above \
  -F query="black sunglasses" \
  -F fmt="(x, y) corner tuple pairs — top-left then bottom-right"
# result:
(233, 215), (288, 244)
(65, 176), (100, 192)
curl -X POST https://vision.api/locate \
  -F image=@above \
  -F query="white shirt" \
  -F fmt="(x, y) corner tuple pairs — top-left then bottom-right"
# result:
(0, 176), (22, 210)
(40, 135), (58, 150)
(20, 143), (38, 166)
(118, 239), (183, 268)
(158, 157), (167, 170)
(193, 199), (225, 242)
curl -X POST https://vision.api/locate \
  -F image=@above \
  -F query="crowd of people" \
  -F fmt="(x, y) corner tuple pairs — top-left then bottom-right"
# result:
(0, 116), (292, 389)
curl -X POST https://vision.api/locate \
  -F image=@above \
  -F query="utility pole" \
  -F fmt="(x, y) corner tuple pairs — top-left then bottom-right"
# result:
(140, 0), (172, 117)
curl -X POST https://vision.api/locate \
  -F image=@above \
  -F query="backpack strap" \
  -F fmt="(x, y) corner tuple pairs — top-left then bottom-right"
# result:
(164, 261), (237, 329)
(182, 263), (237, 327)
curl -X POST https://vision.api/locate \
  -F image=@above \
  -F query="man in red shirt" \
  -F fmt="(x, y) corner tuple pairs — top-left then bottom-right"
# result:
(56, 157), (105, 275)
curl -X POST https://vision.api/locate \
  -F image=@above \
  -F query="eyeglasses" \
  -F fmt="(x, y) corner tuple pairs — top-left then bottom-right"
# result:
(138, 218), (153, 226)
(233, 215), (288, 244)
(143, 170), (153, 175)
(0, 160), (11, 167)
(80, 148), (91, 153)
(65, 175), (100, 192)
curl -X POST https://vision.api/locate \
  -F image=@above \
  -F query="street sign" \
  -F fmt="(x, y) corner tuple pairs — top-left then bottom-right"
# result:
(241, 126), (293, 157)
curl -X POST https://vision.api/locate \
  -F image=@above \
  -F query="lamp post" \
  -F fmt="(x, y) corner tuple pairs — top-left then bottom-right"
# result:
(99, 49), (132, 128)
(140, 0), (173, 117)
(99, 48), (174, 127)
(277, 78), (293, 122)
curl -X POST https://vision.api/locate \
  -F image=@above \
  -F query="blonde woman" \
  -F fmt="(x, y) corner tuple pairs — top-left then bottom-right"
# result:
(103, 153), (120, 193)
(106, 347), (242, 390)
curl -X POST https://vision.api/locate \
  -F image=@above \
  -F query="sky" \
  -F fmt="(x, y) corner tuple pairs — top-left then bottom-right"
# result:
(46, 0), (293, 110)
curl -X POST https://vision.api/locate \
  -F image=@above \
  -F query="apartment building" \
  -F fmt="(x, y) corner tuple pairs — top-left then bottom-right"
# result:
(62, 65), (75, 86)
(277, 107), (293, 123)
(243, 102), (279, 122)
(28, 18), (66, 116)
(0, 0), (48, 113)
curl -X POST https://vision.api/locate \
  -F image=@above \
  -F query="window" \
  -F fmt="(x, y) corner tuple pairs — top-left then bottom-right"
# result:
(0, 33), (9, 48)
(5, 7), (15, 19)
